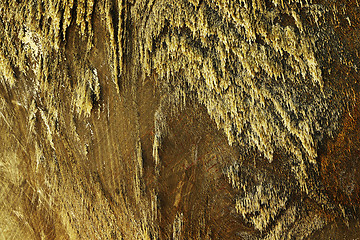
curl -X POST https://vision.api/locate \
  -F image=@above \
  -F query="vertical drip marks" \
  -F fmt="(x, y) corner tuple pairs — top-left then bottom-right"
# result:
(0, 0), (96, 52)
(102, 0), (126, 93)
(152, 104), (167, 173)
(118, 0), (126, 80)
(75, 0), (95, 50)
(0, 49), (16, 87)
(86, 0), (95, 40)
(225, 163), (328, 239)
(76, 0), (87, 35)
(137, 0), (342, 191)
(62, 0), (74, 41)
(173, 212), (184, 240)
(46, 0), (62, 50)
(226, 164), (291, 232)
(152, 89), (186, 173)
(73, 67), (101, 116)
(134, 140), (144, 204)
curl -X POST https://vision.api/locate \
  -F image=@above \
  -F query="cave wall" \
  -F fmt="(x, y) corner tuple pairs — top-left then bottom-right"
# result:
(0, 0), (360, 239)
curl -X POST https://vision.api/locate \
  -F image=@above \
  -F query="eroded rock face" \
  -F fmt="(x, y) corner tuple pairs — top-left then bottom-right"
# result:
(0, 0), (359, 239)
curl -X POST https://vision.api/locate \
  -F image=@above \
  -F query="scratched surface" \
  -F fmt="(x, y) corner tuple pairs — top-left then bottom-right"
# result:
(1, 0), (360, 239)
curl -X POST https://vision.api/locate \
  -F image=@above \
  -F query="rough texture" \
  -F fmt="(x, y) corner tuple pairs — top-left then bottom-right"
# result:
(0, 0), (359, 239)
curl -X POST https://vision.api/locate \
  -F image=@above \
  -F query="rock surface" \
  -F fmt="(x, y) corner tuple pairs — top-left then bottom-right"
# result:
(0, 0), (359, 239)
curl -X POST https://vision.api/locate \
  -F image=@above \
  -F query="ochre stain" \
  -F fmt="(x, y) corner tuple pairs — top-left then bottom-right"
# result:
(320, 96), (360, 207)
